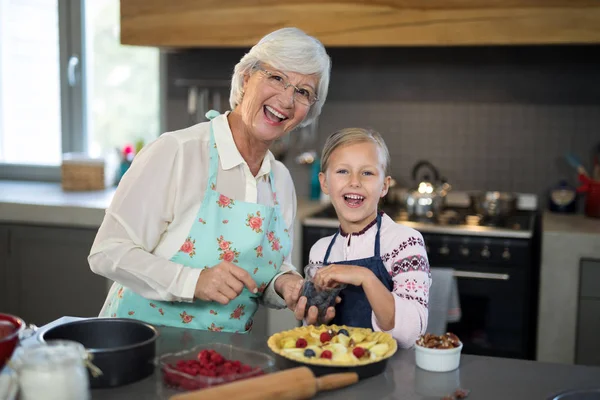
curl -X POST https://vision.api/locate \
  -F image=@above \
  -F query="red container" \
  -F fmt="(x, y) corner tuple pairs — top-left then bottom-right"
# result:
(578, 175), (600, 218)
(0, 313), (25, 370)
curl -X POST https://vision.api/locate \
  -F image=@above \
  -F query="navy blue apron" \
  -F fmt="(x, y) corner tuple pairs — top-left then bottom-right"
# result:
(323, 213), (394, 329)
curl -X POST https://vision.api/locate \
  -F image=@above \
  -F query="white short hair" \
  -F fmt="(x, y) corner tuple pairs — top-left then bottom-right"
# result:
(230, 27), (331, 128)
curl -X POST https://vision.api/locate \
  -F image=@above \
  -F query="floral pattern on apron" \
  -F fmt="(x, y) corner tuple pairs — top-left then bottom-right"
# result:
(101, 112), (291, 333)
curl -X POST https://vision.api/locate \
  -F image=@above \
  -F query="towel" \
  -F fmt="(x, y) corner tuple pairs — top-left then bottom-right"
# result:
(427, 267), (461, 335)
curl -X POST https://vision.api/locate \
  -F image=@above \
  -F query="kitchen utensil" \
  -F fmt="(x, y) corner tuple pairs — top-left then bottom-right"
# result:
(0, 313), (25, 370)
(577, 175), (600, 218)
(39, 318), (159, 388)
(405, 160), (451, 219)
(169, 366), (359, 400)
(158, 343), (275, 391)
(469, 191), (517, 219)
(565, 153), (589, 177)
(197, 88), (210, 123)
(187, 86), (198, 125)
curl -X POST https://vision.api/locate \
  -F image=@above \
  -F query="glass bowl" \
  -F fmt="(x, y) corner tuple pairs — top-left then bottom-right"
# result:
(158, 343), (275, 391)
(302, 264), (346, 324)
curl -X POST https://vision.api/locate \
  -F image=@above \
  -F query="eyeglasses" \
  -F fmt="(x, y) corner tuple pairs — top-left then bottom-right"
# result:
(256, 67), (318, 106)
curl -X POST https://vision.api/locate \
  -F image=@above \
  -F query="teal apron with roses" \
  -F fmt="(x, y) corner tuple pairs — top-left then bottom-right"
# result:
(101, 112), (291, 333)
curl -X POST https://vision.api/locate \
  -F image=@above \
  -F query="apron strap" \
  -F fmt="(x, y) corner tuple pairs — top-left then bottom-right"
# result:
(373, 213), (383, 258)
(323, 231), (339, 264)
(206, 117), (220, 192)
(323, 213), (383, 263)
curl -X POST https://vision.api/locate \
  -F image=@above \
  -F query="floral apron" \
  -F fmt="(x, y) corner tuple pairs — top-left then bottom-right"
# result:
(101, 111), (291, 333)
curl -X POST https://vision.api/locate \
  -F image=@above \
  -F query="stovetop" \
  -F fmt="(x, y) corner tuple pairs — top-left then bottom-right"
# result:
(303, 204), (537, 239)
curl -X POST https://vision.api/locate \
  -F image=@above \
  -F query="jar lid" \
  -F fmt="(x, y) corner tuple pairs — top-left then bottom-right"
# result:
(14, 340), (87, 370)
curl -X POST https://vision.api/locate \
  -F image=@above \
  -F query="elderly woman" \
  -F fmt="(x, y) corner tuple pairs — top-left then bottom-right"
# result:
(89, 27), (332, 333)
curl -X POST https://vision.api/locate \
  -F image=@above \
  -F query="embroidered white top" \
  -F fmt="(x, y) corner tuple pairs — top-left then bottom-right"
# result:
(308, 213), (431, 348)
(89, 112), (298, 310)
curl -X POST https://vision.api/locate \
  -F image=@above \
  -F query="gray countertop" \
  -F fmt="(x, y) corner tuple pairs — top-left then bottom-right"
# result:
(543, 212), (600, 236)
(0, 181), (115, 228)
(91, 326), (600, 400)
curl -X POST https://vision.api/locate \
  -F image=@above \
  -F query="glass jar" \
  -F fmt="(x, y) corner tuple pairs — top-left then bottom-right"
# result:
(13, 340), (91, 400)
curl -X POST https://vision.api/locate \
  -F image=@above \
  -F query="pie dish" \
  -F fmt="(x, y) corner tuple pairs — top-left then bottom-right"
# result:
(267, 324), (397, 378)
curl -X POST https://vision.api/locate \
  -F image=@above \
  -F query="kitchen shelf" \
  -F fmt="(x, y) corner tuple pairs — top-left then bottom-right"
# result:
(121, 0), (600, 48)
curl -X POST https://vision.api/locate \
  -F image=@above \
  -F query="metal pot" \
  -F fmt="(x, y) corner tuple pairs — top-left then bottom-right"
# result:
(469, 191), (517, 218)
(405, 161), (451, 218)
(40, 318), (159, 388)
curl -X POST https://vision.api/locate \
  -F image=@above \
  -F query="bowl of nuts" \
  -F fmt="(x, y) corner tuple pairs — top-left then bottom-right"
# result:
(414, 332), (462, 372)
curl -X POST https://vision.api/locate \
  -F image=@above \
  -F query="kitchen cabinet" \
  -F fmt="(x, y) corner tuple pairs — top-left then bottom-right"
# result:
(576, 258), (600, 366)
(1, 224), (108, 326)
(120, 0), (600, 48)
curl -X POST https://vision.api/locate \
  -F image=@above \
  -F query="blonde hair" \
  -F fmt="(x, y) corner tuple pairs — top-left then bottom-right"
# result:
(230, 27), (331, 128)
(320, 128), (391, 175)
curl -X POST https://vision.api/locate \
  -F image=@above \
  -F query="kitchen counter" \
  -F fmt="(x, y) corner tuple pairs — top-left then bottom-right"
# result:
(537, 212), (600, 365)
(0, 181), (116, 228)
(88, 326), (600, 400)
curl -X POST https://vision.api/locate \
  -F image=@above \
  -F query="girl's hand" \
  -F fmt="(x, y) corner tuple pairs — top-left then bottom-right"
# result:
(314, 264), (374, 288)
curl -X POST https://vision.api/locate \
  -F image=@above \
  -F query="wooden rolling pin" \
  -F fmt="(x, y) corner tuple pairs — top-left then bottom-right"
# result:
(169, 367), (359, 400)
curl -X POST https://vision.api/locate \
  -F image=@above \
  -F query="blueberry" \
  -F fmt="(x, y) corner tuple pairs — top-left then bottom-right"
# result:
(304, 349), (316, 358)
(338, 329), (349, 337)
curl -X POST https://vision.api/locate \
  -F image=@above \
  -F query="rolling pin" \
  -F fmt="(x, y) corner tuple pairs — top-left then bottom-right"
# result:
(169, 367), (359, 400)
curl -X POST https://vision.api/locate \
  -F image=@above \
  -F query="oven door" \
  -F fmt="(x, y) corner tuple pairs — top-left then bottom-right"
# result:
(445, 264), (531, 359)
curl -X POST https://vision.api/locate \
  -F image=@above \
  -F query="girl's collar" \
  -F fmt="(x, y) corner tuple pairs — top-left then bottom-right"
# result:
(339, 211), (384, 237)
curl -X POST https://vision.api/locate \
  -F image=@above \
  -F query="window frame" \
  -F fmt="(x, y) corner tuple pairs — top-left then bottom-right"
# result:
(0, 0), (164, 182)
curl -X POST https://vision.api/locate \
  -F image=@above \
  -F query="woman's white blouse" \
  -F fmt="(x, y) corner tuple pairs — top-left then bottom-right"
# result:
(89, 112), (298, 309)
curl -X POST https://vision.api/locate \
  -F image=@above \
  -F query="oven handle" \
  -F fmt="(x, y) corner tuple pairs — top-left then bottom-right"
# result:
(453, 271), (510, 280)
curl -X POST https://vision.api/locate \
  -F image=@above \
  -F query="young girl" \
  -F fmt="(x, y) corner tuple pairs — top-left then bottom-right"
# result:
(308, 127), (431, 348)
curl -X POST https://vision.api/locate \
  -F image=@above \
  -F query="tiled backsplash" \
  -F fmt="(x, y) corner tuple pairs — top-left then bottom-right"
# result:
(164, 45), (600, 202)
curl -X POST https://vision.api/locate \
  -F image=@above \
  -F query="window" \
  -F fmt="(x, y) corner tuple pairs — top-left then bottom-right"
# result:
(0, 0), (160, 180)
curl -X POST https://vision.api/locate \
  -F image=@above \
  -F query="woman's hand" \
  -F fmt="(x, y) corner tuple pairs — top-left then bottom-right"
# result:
(274, 273), (304, 310)
(314, 264), (375, 288)
(194, 261), (258, 305)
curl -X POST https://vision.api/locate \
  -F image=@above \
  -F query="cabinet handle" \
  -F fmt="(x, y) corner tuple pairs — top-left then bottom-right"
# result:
(453, 271), (510, 281)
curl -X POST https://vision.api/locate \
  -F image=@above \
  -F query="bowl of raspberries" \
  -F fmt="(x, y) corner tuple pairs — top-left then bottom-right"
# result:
(158, 343), (274, 391)
(301, 264), (346, 324)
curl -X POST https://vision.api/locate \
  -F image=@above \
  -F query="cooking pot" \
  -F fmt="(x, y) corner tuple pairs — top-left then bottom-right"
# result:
(469, 191), (517, 218)
(405, 161), (451, 218)
(0, 313), (25, 370)
(40, 318), (159, 388)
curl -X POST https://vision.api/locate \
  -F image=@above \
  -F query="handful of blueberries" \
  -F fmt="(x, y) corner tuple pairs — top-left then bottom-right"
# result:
(301, 264), (346, 324)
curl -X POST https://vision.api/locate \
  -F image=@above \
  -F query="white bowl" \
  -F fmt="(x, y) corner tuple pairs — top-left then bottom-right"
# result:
(414, 342), (463, 372)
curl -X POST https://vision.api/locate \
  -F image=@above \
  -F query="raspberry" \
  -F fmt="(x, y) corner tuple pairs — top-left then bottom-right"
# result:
(320, 350), (333, 359)
(352, 347), (366, 358)
(296, 338), (308, 348)
(320, 332), (332, 343)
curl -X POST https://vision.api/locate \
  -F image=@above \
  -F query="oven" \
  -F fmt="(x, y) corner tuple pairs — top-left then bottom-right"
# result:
(424, 233), (539, 360)
(301, 204), (541, 360)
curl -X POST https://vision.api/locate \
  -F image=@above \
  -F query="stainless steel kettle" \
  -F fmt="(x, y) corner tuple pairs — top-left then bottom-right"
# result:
(405, 161), (451, 218)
